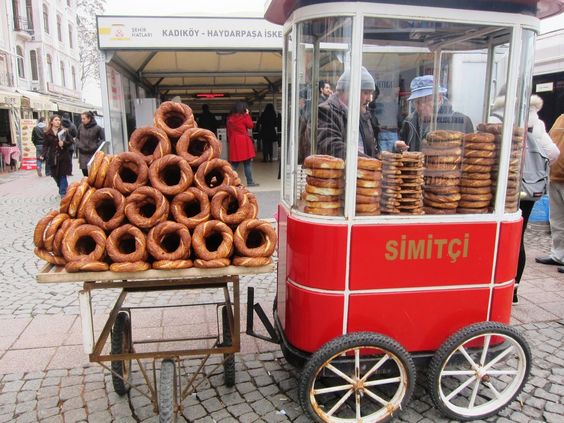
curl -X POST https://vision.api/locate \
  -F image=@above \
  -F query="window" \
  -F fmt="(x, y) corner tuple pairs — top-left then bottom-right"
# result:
(68, 25), (73, 48)
(16, 46), (24, 78)
(43, 3), (49, 33)
(57, 15), (62, 41)
(60, 61), (65, 86)
(46, 54), (53, 82)
(25, 0), (33, 30)
(30, 50), (38, 80)
(12, 0), (20, 30)
(71, 66), (76, 90)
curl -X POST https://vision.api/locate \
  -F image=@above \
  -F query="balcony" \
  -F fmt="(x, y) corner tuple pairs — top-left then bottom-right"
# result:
(13, 17), (34, 39)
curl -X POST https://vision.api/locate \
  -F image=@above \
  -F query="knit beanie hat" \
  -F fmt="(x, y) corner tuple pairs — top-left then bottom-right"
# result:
(336, 67), (375, 91)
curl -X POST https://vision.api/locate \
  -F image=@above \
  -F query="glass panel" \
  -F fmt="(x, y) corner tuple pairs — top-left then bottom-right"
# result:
(282, 29), (293, 205)
(361, 16), (513, 216)
(294, 16), (353, 217)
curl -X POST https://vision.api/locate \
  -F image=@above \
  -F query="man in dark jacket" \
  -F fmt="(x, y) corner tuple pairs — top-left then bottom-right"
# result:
(77, 111), (104, 176)
(62, 113), (78, 159)
(317, 67), (378, 159)
(397, 75), (473, 152)
(197, 104), (218, 135)
(32, 117), (47, 176)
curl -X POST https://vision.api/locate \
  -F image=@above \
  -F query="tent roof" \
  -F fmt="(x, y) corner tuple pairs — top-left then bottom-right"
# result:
(110, 49), (282, 113)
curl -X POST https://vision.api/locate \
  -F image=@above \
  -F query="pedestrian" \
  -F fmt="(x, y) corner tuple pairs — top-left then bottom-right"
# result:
(77, 111), (105, 177)
(397, 75), (473, 152)
(197, 104), (218, 135)
(319, 80), (332, 103)
(61, 112), (78, 160)
(536, 114), (564, 273)
(226, 101), (259, 187)
(257, 103), (277, 162)
(491, 94), (560, 302)
(317, 66), (378, 158)
(41, 115), (74, 197)
(31, 117), (47, 177)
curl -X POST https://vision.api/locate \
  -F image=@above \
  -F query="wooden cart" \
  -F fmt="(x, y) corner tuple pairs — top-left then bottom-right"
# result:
(37, 264), (274, 422)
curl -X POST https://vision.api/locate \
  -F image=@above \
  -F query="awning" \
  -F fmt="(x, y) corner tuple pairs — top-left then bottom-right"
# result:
(16, 89), (58, 111)
(0, 90), (21, 107)
(54, 98), (98, 114)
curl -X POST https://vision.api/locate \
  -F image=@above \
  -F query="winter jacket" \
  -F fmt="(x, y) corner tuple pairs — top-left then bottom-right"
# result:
(227, 113), (256, 162)
(317, 93), (378, 159)
(42, 128), (74, 179)
(77, 121), (105, 169)
(197, 111), (218, 135)
(62, 118), (78, 139)
(490, 94), (560, 164)
(257, 111), (277, 145)
(549, 114), (564, 183)
(399, 100), (474, 151)
(31, 124), (45, 147)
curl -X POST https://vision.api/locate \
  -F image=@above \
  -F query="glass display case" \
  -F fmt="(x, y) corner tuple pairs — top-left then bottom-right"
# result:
(280, 5), (538, 219)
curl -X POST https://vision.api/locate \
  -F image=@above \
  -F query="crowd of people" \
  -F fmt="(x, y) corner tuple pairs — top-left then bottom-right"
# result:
(31, 111), (105, 196)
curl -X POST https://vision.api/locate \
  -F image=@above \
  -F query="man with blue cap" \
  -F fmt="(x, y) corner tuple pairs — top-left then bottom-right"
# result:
(317, 67), (378, 159)
(397, 75), (473, 152)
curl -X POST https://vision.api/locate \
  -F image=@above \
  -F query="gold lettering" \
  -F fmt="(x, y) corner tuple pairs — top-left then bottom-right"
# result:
(408, 239), (425, 260)
(434, 239), (448, 259)
(385, 240), (398, 260)
(463, 233), (470, 257)
(426, 235), (433, 258)
(399, 235), (407, 260)
(448, 238), (462, 263)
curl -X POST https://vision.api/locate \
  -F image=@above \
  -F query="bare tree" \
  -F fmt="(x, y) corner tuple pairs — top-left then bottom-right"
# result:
(77, 0), (106, 90)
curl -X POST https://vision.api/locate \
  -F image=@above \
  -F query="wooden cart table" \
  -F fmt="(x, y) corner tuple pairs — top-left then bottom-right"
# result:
(36, 263), (275, 422)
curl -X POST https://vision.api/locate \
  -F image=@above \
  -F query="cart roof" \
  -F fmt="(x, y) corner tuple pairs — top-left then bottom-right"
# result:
(264, 0), (564, 25)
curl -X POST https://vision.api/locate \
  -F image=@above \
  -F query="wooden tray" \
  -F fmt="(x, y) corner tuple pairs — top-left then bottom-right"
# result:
(36, 263), (276, 284)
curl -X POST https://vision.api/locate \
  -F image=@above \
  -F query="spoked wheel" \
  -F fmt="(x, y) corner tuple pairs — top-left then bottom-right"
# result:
(110, 311), (132, 396)
(428, 322), (531, 421)
(221, 306), (236, 387)
(159, 359), (177, 423)
(299, 332), (416, 423)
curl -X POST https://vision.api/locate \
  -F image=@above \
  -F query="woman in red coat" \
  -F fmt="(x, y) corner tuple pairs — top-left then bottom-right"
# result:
(227, 101), (259, 186)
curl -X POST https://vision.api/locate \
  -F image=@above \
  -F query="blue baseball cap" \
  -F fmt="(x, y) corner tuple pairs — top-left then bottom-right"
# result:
(408, 75), (446, 101)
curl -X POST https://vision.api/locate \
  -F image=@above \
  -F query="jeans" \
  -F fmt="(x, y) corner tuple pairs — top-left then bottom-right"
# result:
(53, 175), (69, 196)
(378, 131), (398, 152)
(231, 160), (254, 184)
(36, 158), (43, 175)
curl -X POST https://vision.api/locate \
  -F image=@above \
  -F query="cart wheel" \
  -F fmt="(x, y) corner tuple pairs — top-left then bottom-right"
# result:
(110, 311), (132, 396)
(221, 306), (236, 387)
(159, 359), (176, 423)
(428, 322), (531, 421)
(299, 332), (415, 423)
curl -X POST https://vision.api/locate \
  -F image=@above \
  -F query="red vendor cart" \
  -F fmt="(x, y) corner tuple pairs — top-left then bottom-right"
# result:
(246, 0), (564, 421)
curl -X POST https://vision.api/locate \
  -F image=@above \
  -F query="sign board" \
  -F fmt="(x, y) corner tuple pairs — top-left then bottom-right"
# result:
(536, 82), (554, 93)
(20, 119), (37, 170)
(97, 16), (283, 50)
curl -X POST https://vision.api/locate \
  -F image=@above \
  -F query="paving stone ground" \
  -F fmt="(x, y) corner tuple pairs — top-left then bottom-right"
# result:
(0, 169), (563, 422)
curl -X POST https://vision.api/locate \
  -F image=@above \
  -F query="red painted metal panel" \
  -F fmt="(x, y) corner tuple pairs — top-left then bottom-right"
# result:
(287, 214), (348, 290)
(489, 283), (514, 324)
(495, 220), (523, 283)
(350, 222), (497, 290)
(285, 282), (344, 353)
(347, 288), (490, 352)
(276, 204), (289, 326)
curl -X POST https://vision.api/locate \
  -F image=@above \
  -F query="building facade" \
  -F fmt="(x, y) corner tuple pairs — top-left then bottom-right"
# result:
(0, 0), (95, 151)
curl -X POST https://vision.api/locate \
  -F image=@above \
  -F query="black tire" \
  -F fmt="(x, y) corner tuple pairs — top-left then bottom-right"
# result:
(159, 359), (176, 423)
(222, 306), (236, 387)
(299, 332), (416, 423)
(110, 311), (132, 396)
(428, 321), (532, 421)
(281, 341), (306, 368)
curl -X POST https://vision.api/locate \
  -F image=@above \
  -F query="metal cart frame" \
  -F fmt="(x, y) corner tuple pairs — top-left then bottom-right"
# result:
(37, 264), (274, 419)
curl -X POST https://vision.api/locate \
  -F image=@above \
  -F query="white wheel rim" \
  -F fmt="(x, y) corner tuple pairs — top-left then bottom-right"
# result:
(438, 332), (527, 418)
(309, 346), (409, 422)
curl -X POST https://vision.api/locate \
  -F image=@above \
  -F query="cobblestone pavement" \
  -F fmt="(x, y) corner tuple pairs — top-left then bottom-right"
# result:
(0, 169), (563, 422)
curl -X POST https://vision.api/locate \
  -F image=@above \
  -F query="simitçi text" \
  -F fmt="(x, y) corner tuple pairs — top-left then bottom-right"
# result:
(384, 234), (470, 263)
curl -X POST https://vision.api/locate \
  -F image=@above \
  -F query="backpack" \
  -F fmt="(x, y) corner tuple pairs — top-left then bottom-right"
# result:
(521, 130), (549, 201)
